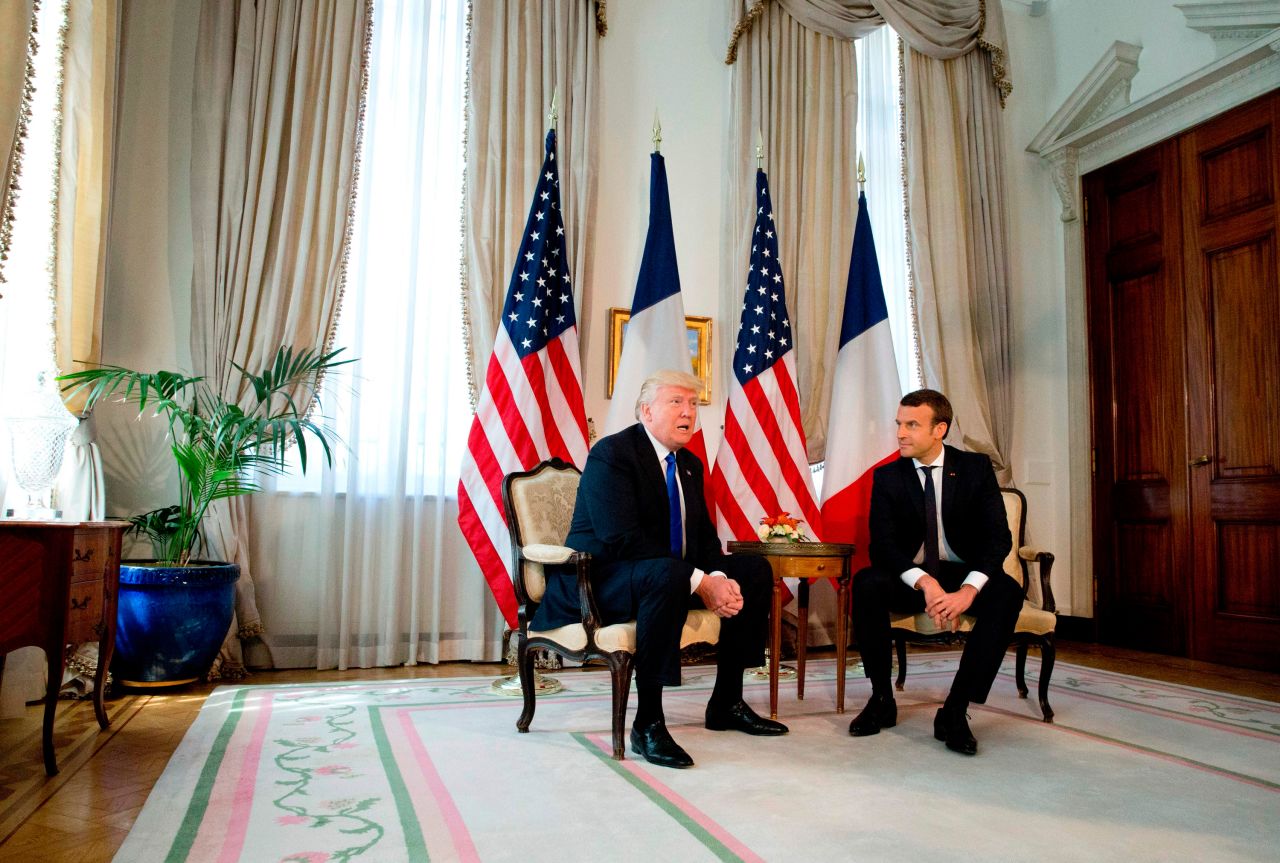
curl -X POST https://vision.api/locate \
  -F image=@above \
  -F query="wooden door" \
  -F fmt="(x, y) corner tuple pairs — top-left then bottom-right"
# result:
(1085, 140), (1191, 656)
(1086, 91), (1280, 671)
(1179, 94), (1280, 669)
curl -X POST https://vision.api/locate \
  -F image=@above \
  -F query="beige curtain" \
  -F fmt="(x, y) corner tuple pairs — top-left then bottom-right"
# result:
(724, 0), (860, 462)
(0, 0), (38, 291)
(463, 0), (601, 405)
(190, 0), (372, 679)
(55, 0), (119, 405)
(904, 44), (1012, 481)
(726, 0), (1012, 472)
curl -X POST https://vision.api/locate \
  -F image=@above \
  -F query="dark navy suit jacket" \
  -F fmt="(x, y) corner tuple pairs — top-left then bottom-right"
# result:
(868, 445), (1012, 584)
(531, 423), (728, 629)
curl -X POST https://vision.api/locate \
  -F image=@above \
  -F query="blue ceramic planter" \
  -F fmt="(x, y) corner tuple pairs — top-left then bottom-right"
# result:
(113, 560), (240, 686)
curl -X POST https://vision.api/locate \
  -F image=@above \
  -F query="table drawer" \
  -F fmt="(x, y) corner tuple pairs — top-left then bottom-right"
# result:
(773, 555), (842, 580)
(66, 579), (105, 643)
(71, 531), (111, 583)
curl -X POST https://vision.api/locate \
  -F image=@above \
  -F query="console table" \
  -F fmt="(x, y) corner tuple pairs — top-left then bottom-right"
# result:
(727, 541), (855, 720)
(0, 520), (127, 775)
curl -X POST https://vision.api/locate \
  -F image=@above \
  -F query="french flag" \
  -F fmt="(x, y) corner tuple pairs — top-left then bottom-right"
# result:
(604, 151), (710, 473)
(819, 190), (902, 571)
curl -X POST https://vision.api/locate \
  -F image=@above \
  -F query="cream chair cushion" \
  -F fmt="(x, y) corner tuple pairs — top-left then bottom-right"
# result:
(531, 609), (721, 655)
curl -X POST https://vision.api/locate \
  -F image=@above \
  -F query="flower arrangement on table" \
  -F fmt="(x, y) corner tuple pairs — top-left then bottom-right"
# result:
(756, 512), (808, 543)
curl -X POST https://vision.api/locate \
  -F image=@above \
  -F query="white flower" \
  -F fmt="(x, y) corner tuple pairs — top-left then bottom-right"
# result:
(756, 524), (770, 540)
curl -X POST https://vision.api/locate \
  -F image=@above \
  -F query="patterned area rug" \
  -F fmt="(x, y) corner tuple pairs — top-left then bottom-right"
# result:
(115, 655), (1279, 862)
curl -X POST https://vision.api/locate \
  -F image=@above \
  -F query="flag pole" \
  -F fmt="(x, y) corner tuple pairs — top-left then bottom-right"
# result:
(857, 152), (866, 189)
(652, 108), (662, 153)
(549, 86), (559, 130)
(755, 127), (764, 170)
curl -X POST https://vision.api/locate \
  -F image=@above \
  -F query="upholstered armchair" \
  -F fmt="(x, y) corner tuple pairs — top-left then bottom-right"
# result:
(502, 458), (721, 759)
(889, 488), (1058, 720)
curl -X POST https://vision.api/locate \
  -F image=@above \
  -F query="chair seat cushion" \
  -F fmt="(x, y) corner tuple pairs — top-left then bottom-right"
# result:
(530, 609), (721, 655)
(890, 602), (1056, 637)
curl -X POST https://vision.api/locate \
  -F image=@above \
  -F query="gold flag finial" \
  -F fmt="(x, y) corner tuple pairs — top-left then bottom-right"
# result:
(857, 153), (866, 187)
(652, 109), (662, 152)
(755, 128), (764, 169)
(548, 87), (559, 129)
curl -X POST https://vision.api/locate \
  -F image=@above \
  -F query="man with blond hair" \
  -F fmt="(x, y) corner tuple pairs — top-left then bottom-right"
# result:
(531, 369), (786, 768)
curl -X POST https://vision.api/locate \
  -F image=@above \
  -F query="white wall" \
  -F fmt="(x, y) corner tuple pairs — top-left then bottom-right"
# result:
(582, 0), (732, 454)
(99, 0), (199, 530)
(101, 0), (1240, 618)
(1000, 0), (1220, 614)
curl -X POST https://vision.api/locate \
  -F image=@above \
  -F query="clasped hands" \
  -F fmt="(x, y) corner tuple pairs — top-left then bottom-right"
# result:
(918, 575), (977, 631)
(695, 572), (744, 618)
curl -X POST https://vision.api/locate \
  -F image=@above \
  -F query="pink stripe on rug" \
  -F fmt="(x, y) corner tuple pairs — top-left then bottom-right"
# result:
(215, 691), (276, 862)
(395, 707), (481, 862)
(185, 690), (273, 860)
(586, 733), (767, 863)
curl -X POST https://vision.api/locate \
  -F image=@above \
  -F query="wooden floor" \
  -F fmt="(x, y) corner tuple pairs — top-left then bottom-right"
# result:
(1, 643), (1277, 862)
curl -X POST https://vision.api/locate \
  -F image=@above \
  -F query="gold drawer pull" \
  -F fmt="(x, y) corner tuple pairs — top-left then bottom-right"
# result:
(74, 548), (95, 563)
(70, 596), (93, 611)
(814, 563), (826, 571)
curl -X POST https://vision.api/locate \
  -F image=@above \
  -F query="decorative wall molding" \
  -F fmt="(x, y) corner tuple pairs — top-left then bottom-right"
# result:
(1025, 29), (1280, 617)
(1176, 1), (1280, 56)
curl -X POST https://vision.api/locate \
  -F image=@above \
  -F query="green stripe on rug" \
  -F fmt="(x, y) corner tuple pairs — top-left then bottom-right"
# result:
(165, 688), (251, 862)
(369, 705), (430, 861)
(572, 733), (743, 862)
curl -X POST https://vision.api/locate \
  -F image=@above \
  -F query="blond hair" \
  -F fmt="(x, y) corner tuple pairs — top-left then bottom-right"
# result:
(634, 369), (702, 420)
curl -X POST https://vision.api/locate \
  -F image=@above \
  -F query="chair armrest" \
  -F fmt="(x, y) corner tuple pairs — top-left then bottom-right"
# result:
(522, 543), (576, 565)
(1018, 547), (1057, 614)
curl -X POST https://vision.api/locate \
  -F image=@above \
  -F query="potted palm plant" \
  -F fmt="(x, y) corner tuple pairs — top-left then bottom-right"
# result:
(59, 346), (351, 685)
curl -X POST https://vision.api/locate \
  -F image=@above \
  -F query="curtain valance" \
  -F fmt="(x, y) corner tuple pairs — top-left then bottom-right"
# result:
(728, 0), (1010, 106)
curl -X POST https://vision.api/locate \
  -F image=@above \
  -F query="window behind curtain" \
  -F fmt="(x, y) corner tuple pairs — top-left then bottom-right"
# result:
(275, 0), (470, 497)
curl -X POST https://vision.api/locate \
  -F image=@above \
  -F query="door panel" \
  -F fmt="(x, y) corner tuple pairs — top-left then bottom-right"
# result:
(1181, 92), (1280, 669)
(1086, 141), (1189, 656)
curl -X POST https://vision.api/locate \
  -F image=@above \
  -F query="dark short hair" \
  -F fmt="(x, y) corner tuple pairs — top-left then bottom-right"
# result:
(900, 389), (953, 437)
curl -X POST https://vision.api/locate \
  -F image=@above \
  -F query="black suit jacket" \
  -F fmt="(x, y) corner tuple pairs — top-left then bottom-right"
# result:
(531, 423), (727, 628)
(867, 445), (1012, 583)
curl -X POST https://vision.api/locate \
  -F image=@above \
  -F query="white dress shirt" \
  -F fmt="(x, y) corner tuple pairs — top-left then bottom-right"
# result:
(899, 448), (989, 592)
(642, 426), (725, 593)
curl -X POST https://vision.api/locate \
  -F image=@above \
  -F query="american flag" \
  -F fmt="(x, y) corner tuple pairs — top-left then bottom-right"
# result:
(457, 129), (589, 627)
(710, 169), (823, 543)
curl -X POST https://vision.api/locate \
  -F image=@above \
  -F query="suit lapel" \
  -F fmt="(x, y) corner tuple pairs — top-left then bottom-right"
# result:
(940, 445), (961, 526)
(900, 457), (926, 520)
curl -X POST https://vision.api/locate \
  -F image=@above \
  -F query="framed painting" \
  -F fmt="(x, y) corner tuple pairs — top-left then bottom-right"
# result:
(606, 307), (712, 404)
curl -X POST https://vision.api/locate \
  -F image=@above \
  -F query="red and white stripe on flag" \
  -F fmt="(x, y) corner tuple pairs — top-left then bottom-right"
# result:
(711, 354), (823, 542)
(818, 190), (902, 573)
(457, 130), (589, 628)
(709, 168), (823, 551)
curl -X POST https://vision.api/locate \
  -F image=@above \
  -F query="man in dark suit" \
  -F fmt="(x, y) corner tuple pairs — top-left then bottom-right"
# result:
(846, 389), (1018, 755)
(531, 369), (786, 768)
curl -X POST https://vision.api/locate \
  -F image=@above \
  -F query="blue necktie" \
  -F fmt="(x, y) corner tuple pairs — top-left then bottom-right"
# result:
(665, 452), (682, 558)
(921, 465), (940, 576)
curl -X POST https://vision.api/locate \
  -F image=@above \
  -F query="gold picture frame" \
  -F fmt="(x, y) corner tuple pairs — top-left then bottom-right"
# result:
(607, 307), (712, 404)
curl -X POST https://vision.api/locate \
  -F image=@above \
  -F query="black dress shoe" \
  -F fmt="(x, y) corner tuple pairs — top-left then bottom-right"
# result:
(848, 693), (897, 736)
(630, 720), (694, 768)
(934, 706), (978, 755)
(705, 700), (789, 735)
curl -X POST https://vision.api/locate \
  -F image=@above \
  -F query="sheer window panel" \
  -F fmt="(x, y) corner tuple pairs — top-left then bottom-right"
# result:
(855, 24), (917, 392)
(251, 0), (502, 669)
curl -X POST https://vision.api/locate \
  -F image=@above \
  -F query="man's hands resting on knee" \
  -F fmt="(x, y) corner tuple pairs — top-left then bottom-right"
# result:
(696, 573), (744, 618)
(917, 575), (976, 631)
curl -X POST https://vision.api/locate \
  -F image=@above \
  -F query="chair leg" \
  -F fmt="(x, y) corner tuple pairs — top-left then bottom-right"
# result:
(1037, 635), (1056, 723)
(1015, 640), (1029, 699)
(894, 637), (907, 691)
(516, 632), (537, 733)
(607, 651), (635, 760)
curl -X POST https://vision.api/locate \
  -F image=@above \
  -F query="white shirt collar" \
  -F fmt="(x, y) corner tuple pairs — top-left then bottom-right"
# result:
(911, 447), (945, 472)
(642, 424), (676, 464)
